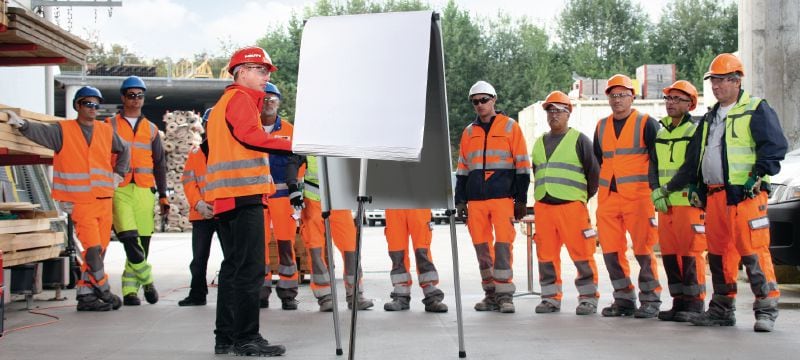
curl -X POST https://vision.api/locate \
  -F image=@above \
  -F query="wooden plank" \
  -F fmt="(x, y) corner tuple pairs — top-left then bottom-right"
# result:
(0, 202), (40, 211)
(6, 17), (88, 63)
(0, 231), (63, 253)
(0, 218), (51, 234)
(6, 7), (92, 50)
(12, 209), (58, 220)
(0, 124), (56, 157)
(0, 104), (64, 123)
(2, 246), (62, 267)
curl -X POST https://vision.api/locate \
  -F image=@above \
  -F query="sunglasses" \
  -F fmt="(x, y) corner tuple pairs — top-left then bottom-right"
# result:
(663, 96), (691, 104)
(80, 101), (101, 109)
(264, 96), (280, 103)
(470, 96), (493, 106)
(125, 93), (145, 99)
(546, 108), (569, 114)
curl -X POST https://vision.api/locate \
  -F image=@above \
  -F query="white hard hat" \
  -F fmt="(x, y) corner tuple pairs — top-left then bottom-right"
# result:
(468, 80), (496, 99)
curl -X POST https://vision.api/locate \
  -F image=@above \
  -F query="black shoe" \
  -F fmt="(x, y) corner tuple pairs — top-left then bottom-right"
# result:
(233, 336), (286, 357)
(178, 296), (207, 307)
(634, 302), (660, 319)
(123, 294), (141, 306)
(214, 341), (233, 355)
(143, 283), (159, 304)
(77, 296), (113, 312)
(281, 298), (299, 310)
(98, 291), (122, 310)
(601, 304), (635, 317)
(691, 309), (736, 327)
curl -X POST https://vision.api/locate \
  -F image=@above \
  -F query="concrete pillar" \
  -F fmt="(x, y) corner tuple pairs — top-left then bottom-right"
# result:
(65, 85), (80, 119)
(739, 0), (800, 150)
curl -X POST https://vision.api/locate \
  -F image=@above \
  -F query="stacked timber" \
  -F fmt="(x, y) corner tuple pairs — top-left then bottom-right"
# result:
(0, 203), (62, 267)
(156, 111), (203, 232)
(0, 105), (58, 163)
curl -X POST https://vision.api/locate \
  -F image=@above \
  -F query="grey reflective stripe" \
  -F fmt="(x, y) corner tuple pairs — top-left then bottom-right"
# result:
(598, 118), (608, 148)
(344, 275), (356, 286)
(149, 122), (158, 138)
(615, 147), (648, 155)
(277, 279), (297, 289)
(466, 150), (484, 160)
(611, 278), (632, 289)
(484, 161), (514, 169)
(122, 280), (139, 289)
(466, 125), (473, 136)
(391, 273), (412, 284)
(76, 286), (95, 295)
(130, 263), (151, 276)
(479, 268), (493, 280)
(495, 282), (515, 294)
(274, 183), (288, 190)
(613, 290), (637, 300)
(134, 167), (154, 174)
(53, 183), (91, 192)
(727, 146), (755, 155)
(632, 113), (644, 149)
(393, 286), (412, 295)
(639, 280), (660, 292)
(133, 142), (152, 150)
(576, 283), (597, 296)
(493, 269), (512, 281)
(312, 273), (330, 285)
(683, 284), (705, 296)
(515, 154), (530, 163)
(183, 170), (195, 178)
(598, 178), (610, 187)
(90, 168), (114, 178)
(205, 175), (271, 192)
(422, 285), (441, 296)
(541, 284), (560, 296)
(485, 149), (512, 158)
(668, 283), (683, 295)
(603, 151), (614, 158)
(91, 180), (114, 188)
(455, 168), (469, 176)
(516, 167), (531, 174)
(418, 271), (439, 283)
(729, 162), (753, 171)
(312, 287), (331, 298)
(304, 184), (320, 195)
(278, 264), (297, 275)
(182, 178), (194, 185)
(534, 177), (586, 190)
(538, 162), (584, 173)
(659, 169), (678, 178)
(53, 170), (90, 180)
(504, 119), (514, 133)
(616, 175), (649, 184)
(207, 157), (269, 173)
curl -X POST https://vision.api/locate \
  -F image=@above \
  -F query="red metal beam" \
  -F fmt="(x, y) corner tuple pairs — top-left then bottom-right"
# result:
(0, 152), (53, 166)
(0, 57), (67, 66)
(0, 44), (38, 52)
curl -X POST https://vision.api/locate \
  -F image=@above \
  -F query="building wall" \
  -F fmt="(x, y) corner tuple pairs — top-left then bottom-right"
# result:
(0, 66), (46, 113)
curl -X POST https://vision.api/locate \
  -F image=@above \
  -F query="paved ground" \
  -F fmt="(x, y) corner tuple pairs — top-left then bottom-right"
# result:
(2, 223), (799, 359)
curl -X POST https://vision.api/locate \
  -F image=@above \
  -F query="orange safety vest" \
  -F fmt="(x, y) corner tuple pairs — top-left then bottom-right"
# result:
(182, 146), (209, 221)
(596, 110), (651, 201)
(105, 114), (158, 187)
(52, 120), (115, 203)
(205, 88), (273, 201)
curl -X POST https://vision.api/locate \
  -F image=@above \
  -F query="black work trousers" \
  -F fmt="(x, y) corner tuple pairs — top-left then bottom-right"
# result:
(214, 204), (266, 344)
(188, 218), (219, 299)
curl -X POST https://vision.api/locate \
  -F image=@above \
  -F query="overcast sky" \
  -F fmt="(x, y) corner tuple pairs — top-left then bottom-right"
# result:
(53, 0), (670, 60)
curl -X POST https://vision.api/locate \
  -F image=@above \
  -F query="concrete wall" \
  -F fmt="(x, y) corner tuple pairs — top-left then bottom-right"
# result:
(739, 0), (800, 150)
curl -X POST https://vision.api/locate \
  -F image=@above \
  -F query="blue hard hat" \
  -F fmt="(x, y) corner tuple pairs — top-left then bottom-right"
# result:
(120, 75), (147, 94)
(264, 82), (281, 99)
(73, 86), (103, 110)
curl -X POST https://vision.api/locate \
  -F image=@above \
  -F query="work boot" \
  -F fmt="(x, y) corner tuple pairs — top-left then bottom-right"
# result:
(634, 302), (660, 319)
(658, 298), (685, 321)
(384, 296), (411, 311)
(259, 286), (271, 309)
(76, 294), (113, 312)
(281, 298), (299, 310)
(178, 296), (207, 306)
(98, 290), (122, 310)
(424, 300), (448, 313)
(497, 297), (515, 314)
(754, 315), (775, 333)
(123, 293), (141, 306)
(474, 294), (498, 312)
(673, 311), (701, 322)
(215, 337), (233, 355)
(143, 283), (159, 304)
(535, 301), (560, 314)
(690, 309), (736, 327)
(601, 303), (635, 317)
(347, 294), (374, 310)
(319, 297), (334, 312)
(575, 301), (597, 315)
(233, 336), (286, 357)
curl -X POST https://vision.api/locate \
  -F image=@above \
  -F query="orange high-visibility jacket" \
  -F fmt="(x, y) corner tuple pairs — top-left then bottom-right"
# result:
(52, 120), (115, 203)
(182, 144), (209, 221)
(205, 88), (272, 201)
(105, 114), (158, 188)
(596, 110), (651, 201)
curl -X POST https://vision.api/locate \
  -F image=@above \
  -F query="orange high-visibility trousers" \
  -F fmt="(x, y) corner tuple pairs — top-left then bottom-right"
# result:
(384, 209), (443, 302)
(533, 201), (599, 304)
(300, 198), (360, 300)
(73, 199), (114, 297)
(658, 206), (707, 312)
(466, 198), (516, 298)
(263, 196), (299, 299)
(706, 188), (778, 315)
(597, 191), (661, 308)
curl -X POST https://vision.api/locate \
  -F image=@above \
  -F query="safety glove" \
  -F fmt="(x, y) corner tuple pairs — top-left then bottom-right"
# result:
(159, 197), (170, 215)
(743, 174), (762, 199)
(513, 201), (527, 220)
(687, 184), (704, 209)
(1, 110), (25, 129)
(650, 186), (671, 213)
(59, 201), (74, 215)
(288, 183), (304, 210)
(455, 202), (468, 219)
(195, 200), (214, 219)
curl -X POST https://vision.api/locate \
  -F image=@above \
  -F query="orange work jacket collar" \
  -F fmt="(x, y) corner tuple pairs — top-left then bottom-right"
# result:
(225, 83), (266, 113)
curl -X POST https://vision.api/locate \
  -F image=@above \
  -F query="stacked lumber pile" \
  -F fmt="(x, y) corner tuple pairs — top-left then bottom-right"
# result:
(0, 7), (92, 66)
(0, 203), (62, 267)
(0, 105), (58, 162)
(156, 111), (203, 232)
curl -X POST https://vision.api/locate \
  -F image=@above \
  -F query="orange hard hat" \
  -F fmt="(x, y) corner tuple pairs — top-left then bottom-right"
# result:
(542, 91), (572, 112)
(663, 80), (698, 111)
(605, 74), (635, 95)
(227, 46), (278, 75)
(704, 53), (743, 79)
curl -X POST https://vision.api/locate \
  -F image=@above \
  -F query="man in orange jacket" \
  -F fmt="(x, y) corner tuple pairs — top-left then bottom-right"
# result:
(382, 209), (447, 313)
(206, 47), (292, 356)
(5, 86), (129, 312)
(178, 109), (218, 307)
(455, 80), (531, 314)
(593, 74), (662, 318)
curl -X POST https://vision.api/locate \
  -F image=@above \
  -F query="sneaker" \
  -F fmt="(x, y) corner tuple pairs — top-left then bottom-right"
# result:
(233, 336), (286, 357)
(690, 310), (736, 327)
(474, 296), (499, 312)
(497, 298), (515, 314)
(424, 300), (448, 313)
(535, 301), (560, 314)
(143, 283), (159, 304)
(214, 341), (233, 355)
(319, 298), (334, 312)
(178, 296), (207, 307)
(634, 302), (660, 319)
(281, 298), (299, 310)
(601, 304), (635, 317)
(575, 301), (597, 315)
(77, 296), (113, 312)
(754, 315), (775, 333)
(384, 297), (411, 311)
(123, 294), (141, 306)
(347, 295), (374, 310)
(673, 311), (701, 323)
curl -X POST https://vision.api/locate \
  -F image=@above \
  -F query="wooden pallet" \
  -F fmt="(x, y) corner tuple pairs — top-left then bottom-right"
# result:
(0, 231), (63, 267)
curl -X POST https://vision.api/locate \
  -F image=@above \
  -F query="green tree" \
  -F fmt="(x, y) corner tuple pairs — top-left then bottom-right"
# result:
(649, 0), (737, 90)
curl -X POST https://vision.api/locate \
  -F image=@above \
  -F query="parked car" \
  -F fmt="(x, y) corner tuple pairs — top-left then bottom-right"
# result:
(365, 209), (385, 226)
(768, 148), (800, 266)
